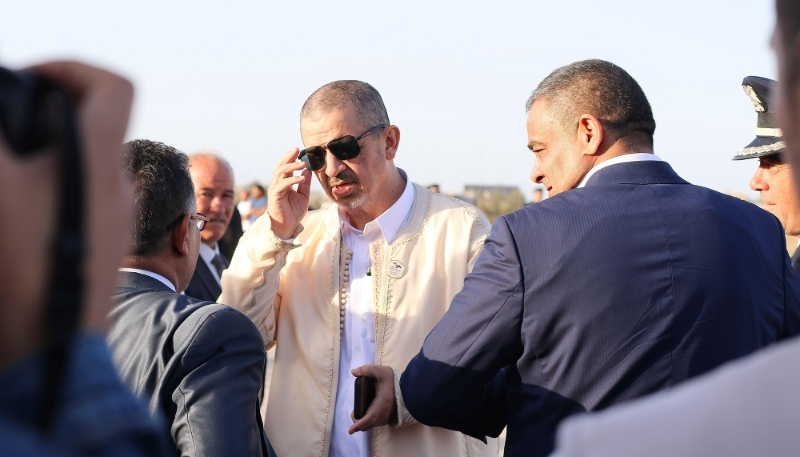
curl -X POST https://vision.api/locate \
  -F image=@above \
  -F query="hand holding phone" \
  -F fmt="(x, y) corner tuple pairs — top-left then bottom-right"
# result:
(354, 376), (376, 420)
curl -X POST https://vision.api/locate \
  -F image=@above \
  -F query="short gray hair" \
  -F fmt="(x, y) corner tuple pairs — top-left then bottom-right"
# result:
(526, 59), (656, 145)
(300, 80), (390, 128)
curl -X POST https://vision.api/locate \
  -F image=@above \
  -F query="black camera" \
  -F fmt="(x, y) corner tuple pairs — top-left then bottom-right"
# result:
(0, 67), (67, 156)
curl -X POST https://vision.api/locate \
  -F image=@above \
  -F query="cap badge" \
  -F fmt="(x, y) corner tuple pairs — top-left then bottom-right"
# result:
(744, 84), (766, 113)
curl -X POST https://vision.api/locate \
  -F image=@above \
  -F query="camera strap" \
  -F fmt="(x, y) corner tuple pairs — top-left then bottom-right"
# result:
(38, 97), (84, 431)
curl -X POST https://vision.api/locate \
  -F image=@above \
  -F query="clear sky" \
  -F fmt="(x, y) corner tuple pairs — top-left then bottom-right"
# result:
(1, 0), (777, 199)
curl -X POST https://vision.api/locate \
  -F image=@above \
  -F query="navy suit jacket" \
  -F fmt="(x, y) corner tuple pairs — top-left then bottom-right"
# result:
(184, 254), (226, 303)
(400, 161), (800, 457)
(108, 271), (274, 457)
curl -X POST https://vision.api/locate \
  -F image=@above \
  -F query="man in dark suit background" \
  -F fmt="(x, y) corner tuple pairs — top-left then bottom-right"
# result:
(184, 152), (235, 302)
(108, 139), (273, 457)
(398, 59), (800, 457)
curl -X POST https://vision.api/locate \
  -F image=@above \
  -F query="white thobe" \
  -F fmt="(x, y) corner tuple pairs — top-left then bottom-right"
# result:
(328, 179), (415, 457)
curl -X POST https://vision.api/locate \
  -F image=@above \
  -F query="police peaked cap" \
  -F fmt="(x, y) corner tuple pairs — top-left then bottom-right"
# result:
(733, 76), (786, 160)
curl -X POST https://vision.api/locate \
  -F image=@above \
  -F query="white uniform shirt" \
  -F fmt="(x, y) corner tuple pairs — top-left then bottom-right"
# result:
(329, 178), (415, 457)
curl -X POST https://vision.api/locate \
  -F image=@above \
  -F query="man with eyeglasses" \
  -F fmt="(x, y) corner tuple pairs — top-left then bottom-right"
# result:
(108, 139), (275, 457)
(219, 81), (498, 457)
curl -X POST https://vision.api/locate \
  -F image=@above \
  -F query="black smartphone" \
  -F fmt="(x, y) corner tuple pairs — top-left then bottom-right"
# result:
(354, 376), (376, 420)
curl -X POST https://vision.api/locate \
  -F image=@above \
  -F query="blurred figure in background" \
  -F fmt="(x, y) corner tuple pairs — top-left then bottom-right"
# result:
(238, 188), (253, 231)
(427, 183), (440, 193)
(247, 184), (268, 226)
(530, 187), (544, 203)
(184, 152), (235, 301)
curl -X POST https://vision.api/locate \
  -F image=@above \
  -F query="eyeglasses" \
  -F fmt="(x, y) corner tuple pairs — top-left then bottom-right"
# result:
(190, 213), (210, 231)
(298, 124), (386, 171)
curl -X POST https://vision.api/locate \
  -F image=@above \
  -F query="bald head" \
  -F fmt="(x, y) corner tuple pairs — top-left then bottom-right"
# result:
(300, 80), (390, 129)
(188, 152), (235, 245)
(189, 152), (233, 176)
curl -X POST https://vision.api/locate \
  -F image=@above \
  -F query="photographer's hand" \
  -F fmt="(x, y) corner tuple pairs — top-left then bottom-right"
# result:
(268, 148), (312, 240)
(30, 61), (134, 334)
(0, 61), (134, 366)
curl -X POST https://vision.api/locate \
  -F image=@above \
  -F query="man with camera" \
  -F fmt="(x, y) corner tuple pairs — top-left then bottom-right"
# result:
(0, 62), (170, 455)
(107, 139), (273, 457)
(219, 80), (498, 457)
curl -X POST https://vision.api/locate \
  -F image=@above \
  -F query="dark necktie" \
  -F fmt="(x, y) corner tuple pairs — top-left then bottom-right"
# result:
(211, 253), (227, 280)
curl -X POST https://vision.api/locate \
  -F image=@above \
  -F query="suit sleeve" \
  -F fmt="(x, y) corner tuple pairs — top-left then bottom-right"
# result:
(219, 215), (300, 350)
(171, 308), (267, 457)
(400, 216), (524, 440)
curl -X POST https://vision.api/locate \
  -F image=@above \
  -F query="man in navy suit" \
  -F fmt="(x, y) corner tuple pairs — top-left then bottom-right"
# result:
(398, 59), (800, 457)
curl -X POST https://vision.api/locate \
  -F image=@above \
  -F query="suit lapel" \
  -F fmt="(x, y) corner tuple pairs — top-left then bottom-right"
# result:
(791, 247), (800, 275)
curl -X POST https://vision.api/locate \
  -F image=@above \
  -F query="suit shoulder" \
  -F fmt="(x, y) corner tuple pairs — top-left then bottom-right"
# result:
(181, 303), (263, 348)
(696, 186), (782, 227)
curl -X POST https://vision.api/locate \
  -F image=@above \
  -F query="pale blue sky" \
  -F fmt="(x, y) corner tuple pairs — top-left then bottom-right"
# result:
(1, 0), (777, 199)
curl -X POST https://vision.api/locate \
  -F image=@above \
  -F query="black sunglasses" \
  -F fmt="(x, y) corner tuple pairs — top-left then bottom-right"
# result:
(298, 124), (386, 171)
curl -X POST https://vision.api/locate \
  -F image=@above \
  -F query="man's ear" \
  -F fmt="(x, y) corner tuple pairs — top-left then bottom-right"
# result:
(172, 213), (190, 257)
(383, 126), (400, 161)
(576, 114), (604, 156)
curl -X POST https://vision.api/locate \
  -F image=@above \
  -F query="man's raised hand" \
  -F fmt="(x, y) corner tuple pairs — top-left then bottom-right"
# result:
(268, 148), (312, 240)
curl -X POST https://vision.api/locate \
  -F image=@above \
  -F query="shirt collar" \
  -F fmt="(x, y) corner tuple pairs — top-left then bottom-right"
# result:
(339, 176), (415, 244)
(577, 153), (664, 188)
(199, 242), (219, 263)
(118, 268), (177, 292)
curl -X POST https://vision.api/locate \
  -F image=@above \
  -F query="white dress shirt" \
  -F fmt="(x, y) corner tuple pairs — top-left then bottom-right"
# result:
(199, 242), (222, 284)
(118, 268), (177, 292)
(577, 153), (663, 188)
(329, 178), (415, 457)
